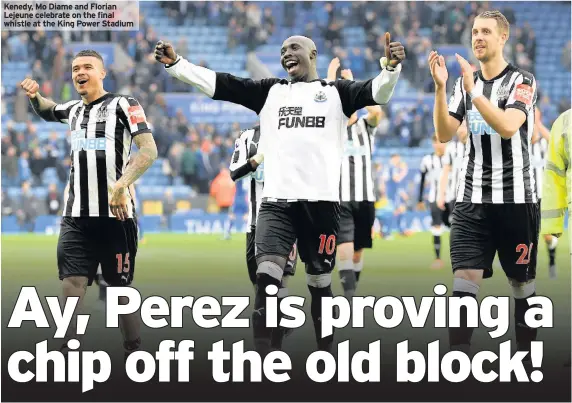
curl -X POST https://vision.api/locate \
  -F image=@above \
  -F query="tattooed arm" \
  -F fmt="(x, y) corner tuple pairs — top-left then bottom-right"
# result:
(110, 132), (158, 220)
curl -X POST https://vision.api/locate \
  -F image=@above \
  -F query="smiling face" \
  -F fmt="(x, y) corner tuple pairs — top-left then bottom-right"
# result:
(280, 36), (317, 82)
(472, 12), (509, 63)
(72, 55), (106, 98)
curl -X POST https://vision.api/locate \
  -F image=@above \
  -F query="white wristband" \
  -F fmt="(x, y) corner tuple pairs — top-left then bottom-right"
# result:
(469, 87), (483, 100)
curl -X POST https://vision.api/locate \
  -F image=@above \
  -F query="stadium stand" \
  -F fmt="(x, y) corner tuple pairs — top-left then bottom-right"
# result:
(2, 1), (571, 235)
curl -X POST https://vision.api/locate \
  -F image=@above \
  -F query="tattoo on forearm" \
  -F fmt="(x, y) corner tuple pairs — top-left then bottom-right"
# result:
(117, 135), (157, 187)
(30, 94), (57, 121)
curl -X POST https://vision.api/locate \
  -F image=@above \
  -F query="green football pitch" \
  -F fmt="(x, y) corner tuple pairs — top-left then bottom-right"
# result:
(1, 231), (571, 362)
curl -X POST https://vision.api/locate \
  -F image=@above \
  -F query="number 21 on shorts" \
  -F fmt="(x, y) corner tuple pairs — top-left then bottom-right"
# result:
(116, 253), (131, 273)
(318, 234), (336, 255)
(516, 243), (534, 265)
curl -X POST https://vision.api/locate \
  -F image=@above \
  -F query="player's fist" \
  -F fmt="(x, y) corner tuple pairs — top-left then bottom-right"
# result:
(428, 50), (448, 88)
(154, 41), (178, 65)
(384, 32), (405, 68)
(340, 69), (354, 81)
(20, 78), (40, 98)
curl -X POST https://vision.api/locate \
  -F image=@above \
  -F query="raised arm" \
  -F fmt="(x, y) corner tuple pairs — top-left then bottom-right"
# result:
(21, 78), (78, 123)
(155, 41), (279, 115)
(332, 33), (404, 118)
(428, 52), (463, 143)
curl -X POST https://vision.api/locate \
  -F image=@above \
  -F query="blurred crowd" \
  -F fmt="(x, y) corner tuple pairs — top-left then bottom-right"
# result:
(2, 1), (570, 202)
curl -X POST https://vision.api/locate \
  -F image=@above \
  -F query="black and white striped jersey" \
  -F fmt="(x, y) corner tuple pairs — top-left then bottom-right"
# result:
(340, 117), (377, 202)
(229, 126), (263, 232)
(443, 139), (467, 203)
(52, 93), (151, 218)
(448, 64), (538, 204)
(165, 55), (401, 202)
(419, 153), (445, 204)
(531, 137), (548, 199)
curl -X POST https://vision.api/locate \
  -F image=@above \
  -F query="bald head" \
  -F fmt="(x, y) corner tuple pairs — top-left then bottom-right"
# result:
(280, 35), (319, 82)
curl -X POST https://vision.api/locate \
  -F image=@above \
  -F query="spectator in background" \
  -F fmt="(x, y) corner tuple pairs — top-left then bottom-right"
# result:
(16, 181), (38, 232)
(2, 189), (15, 217)
(181, 142), (198, 187)
(18, 151), (31, 184)
(46, 183), (61, 215)
(209, 166), (235, 214)
(162, 188), (177, 230)
(29, 148), (46, 185)
(2, 146), (19, 187)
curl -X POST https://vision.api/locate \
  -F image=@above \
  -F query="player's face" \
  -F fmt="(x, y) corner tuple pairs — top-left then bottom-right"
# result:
(471, 18), (507, 62)
(72, 56), (106, 97)
(280, 38), (312, 81)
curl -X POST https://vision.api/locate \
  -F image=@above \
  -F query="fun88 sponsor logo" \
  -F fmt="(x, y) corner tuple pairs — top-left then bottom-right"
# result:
(253, 162), (264, 182)
(71, 129), (106, 151)
(467, 110), (498, 136)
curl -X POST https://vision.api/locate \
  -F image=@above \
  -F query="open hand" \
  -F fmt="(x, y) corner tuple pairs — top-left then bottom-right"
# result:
(456, 53), (475, 93)
(384, 32), (405, 68)
(428, 51), (448, 88)
(154, 41), (178, 65)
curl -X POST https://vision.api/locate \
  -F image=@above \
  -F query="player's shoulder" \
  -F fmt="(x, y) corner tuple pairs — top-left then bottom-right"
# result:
(260, 77), (288, 88)
(115, 93), (145, 106)
(509, 64), (535, 85)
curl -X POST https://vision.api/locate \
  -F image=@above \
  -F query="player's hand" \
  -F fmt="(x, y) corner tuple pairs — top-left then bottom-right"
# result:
(417, 202), (426, 211)
(327, 57), (341, 81)
(437, 198), (446, 211)
(154, 41), (178, 65)
(20, 78), (40, 98)
(249, 153), (264, 169)
(110, 184), (130, 221)
(428, 51), (448, 88)
(384, 32), (405, 68)
(340, 69), (354, 81)
(455, 53), (475, 92)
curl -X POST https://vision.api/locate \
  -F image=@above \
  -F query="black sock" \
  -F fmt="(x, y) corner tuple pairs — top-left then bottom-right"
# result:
(99, 282), (107, 302)
(271, 288), (286, 349)
(548, 247), (556, 266)
(433, 235), (441, 259)
(308, 285), (334, 352)
(253, 273), (281, 353)
(355, 271), (361, 283)
(449, 291), (477, 349)
(338, 269), (356, 299)
(515, 293), (539, 356)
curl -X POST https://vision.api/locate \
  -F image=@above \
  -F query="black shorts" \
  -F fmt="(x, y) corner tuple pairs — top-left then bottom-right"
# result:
(450, 202), (540, 282)
(246, 226), (297, 284)
(337, 201), (376, 250)
(255, 201), (340, 275)
(57, 217), (139, 286)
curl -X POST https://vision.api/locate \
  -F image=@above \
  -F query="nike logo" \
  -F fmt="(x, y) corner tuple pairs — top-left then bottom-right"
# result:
(324, 259), (333, 267)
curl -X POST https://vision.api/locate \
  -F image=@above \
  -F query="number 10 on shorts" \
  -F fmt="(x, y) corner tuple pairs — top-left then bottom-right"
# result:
(318, 234), (336, 255)
(116, 253), (131, 273)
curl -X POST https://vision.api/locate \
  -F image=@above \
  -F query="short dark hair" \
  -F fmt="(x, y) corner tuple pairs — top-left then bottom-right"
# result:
(73, 50), (104, 66)
(476, 10), (510, 37)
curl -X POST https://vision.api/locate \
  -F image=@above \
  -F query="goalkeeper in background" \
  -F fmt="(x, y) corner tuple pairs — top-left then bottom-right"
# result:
(540, 108), (571, 367)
